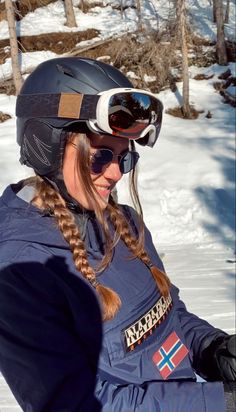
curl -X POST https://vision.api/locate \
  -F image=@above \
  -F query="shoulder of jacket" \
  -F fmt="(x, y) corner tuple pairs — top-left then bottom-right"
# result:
(0, 240), (53, 267)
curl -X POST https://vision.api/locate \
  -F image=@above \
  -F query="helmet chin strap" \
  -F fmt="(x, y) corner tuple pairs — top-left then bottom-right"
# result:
(43, 172), (82, 211)
(43, 173), (94, 240)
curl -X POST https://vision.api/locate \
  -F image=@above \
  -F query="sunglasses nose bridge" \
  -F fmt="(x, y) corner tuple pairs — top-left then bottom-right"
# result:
(108, 153), (123, 174)
(103, 155), (123, 180)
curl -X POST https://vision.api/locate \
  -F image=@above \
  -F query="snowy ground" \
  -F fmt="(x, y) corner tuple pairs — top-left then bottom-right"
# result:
(0, 0), (236, 82)
(0, 0), (235, 410)
(0, 0), (235, 44)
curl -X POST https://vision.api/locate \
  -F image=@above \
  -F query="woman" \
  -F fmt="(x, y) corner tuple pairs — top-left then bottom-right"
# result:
(0, 57), (235, 412)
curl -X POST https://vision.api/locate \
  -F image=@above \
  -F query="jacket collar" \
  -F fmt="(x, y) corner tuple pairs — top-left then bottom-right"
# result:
(0, 181), (105, 255)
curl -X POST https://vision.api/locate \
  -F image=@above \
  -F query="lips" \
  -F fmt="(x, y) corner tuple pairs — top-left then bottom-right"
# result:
(95, 185), (111, 198)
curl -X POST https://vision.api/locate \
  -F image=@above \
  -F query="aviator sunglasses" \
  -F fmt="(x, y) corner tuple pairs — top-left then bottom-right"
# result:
(70, 143), (140, 174)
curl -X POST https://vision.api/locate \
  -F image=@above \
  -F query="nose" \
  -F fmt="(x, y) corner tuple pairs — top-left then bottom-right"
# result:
(103, 160), (123, 181)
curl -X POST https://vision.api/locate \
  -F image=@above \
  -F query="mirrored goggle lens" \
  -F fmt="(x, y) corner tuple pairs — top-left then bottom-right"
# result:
(91, 149), (139, 174)
(108, 92), (162, 137)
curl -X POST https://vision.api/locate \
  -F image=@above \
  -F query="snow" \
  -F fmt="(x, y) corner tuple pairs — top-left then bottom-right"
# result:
(0, 0), (235, 410)
(0, 0), (235, 43)
(118, 63), (235, 248)
(0, 50), (59, 81)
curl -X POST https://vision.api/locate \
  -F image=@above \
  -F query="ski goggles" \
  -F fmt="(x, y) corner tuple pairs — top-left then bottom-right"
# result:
(16, 88), (163, 148)
(87, 88), (163, 147)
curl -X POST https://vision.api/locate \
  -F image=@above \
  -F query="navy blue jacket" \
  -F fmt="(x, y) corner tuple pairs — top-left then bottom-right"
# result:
(0, 182), (227, 411)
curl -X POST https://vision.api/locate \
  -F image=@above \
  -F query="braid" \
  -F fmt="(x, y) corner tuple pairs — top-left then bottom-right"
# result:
(30, 170), (169, 321)
(108, 198), (171, 298)
(107, 200), (141, 252)
(32, 177), (121, 321)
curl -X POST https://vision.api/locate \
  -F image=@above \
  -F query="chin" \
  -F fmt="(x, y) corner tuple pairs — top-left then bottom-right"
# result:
(98, 199), (109, 210)
(74, 192), (109, 211)
(96, 194), (109, 210)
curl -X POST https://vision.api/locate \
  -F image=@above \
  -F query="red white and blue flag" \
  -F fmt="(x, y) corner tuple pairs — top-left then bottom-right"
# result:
(152, 331), (189, 380)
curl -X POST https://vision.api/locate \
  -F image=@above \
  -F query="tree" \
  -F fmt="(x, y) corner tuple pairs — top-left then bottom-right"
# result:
(213, 0), (217, 22)
(224, 0), (230, 23)
(214, 0), (228, 65)
(136, 0), (143, 31)
(5, 0), (23, 95)
(64, 0), (77, 27)
(176, 0), (191, 118)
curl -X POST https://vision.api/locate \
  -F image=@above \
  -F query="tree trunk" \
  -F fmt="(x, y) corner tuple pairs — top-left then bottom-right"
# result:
(176, 0), (191, 118)
(224, 0), (230, 24)
(64, 0), (77, 27)
(120, 0), (124, 19)
(5, 0), (23, 95)
(215, 0), (228, 65)
(213, 0), (217, 22)
(136, 0), (143, 31)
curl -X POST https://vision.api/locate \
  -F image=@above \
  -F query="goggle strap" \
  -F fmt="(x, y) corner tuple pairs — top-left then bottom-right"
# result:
(16, 93), (99, 120)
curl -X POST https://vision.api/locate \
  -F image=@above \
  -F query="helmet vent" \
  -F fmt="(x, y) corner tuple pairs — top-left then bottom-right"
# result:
(56, 64), (75, 78)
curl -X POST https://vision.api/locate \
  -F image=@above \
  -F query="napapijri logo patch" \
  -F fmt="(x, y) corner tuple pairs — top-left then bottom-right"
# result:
(123, 294), (172, 352)
(152, 331), (189, 379)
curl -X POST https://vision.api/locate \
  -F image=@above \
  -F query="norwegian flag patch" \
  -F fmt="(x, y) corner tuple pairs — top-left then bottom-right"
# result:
(152, 331), (189, 380)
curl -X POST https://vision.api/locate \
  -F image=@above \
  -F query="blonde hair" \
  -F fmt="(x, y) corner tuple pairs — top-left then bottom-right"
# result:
(28, 133), (170, 320)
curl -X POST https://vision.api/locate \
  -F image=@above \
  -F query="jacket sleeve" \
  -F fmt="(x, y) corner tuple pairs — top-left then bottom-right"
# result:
(172, 285), (227, 379)
(95, 376), (226, 412)
(0, 257), (102, 412)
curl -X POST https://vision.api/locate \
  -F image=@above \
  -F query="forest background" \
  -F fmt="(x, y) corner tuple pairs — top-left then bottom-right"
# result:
(0, 1), (235, 410)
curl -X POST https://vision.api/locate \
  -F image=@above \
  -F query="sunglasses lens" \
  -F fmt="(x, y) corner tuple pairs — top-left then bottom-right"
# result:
(91, 149), (113, 174)
(108, 92), (162, 138)
(120, 151), (140, 174)
(90, 149), (139, 174)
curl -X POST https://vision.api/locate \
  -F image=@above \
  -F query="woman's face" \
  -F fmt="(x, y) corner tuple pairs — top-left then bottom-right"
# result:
(62, 132), (129, 210)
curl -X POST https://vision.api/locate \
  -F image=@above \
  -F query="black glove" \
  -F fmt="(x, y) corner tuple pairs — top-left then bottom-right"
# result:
(214, 334), (236, 381)
(200, 334), (236, 381)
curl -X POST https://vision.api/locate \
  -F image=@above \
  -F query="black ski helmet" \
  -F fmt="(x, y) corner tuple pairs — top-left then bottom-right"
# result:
(16, 56), (134, 177)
